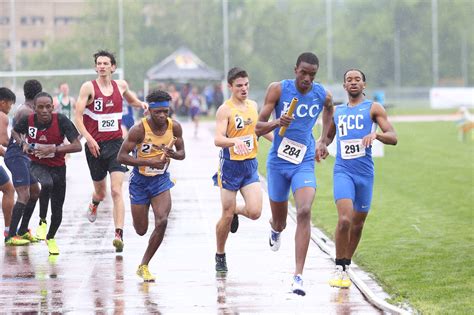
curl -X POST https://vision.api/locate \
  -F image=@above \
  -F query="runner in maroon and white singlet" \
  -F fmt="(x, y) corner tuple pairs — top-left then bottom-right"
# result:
(74, 50), (148, 253)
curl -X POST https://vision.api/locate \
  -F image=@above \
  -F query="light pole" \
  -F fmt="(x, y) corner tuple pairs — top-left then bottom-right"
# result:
(118, 0), (124, 80)
(394, 29), (401, 88)
(431, 0), (439, 86)
(326, 0), (333, 84)
(222, 0), (229, 99)
(9, 0), (16, 89)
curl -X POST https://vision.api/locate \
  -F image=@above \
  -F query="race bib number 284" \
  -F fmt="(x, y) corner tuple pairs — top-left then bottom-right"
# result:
(277, 137), (307, 164)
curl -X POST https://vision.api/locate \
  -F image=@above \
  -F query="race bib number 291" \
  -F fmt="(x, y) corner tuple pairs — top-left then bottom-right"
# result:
(340, 139), (365, 159)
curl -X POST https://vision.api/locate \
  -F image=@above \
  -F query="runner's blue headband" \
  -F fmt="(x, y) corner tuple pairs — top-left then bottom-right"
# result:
(148, 101), (170, 108)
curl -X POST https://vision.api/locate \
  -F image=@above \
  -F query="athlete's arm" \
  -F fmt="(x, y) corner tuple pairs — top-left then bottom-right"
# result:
(116, 123), (168, 169)
(75, 81), (100, 157)
(316, 90), (335, 162)
(162, 120), (185, 160)
(250, 100), (273, 142)
(214, 103), (249, 155)
(255, 82), (293, 137)
(120, 80), (148, 111)
(0, 112), (9, 147)
(363, 102), (397, 147)
(11, 115), (30, 152)
(55, 114), (82, 155)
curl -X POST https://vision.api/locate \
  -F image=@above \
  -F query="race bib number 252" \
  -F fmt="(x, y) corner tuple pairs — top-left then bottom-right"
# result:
(98, 117), (119, 132)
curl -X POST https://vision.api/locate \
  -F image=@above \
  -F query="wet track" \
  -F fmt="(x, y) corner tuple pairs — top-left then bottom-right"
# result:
(0, 121), (388, 314)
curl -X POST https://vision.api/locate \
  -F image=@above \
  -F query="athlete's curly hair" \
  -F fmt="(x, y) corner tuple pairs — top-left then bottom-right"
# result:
(146, 89), (172, 103)
(0, 87), (16, 103)
(23, 79), (42, 101)
(33, 91), (53, 104)
(94, 50), (117, 66)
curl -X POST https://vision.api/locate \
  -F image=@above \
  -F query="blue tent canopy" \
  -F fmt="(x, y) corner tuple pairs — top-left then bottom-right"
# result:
(146, 47), (222, 81)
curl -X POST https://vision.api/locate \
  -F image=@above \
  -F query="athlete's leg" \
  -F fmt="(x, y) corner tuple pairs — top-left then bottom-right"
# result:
(5, 158), (33, 238)
(237, 182), (262, 220)
(345, 174), (373, 259)
(267, 167), (290, 232)
(131, 203), (149, 236)
(47, 167), (66, 240)
(333, 172), (356, 261)
(141, 190), (171, 265)
(92, 179), (107, 203)
(216, 188), (237, 254)
(110, 171), (125, 230)
(17, 183), (40, 236)
(346, 210), (368, 259)
(30, 163), (53, 223)
(293, 187), (315, 276)
(334, 199), (353, 259)
(0, 181), (14, 230)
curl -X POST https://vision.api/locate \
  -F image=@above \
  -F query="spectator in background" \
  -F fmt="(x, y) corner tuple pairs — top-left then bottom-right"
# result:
(213, 83), (224, 109)
(53, 82), (76, 120)
(167, 84), (181, 120)
(179, 83), (191, 116)
(185, 86), (205, 137)
(204, 85), (214, 114)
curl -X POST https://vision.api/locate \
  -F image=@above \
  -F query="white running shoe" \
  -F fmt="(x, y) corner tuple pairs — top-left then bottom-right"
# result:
(269, 228), (281, 251)
(291, 274), (306, 296)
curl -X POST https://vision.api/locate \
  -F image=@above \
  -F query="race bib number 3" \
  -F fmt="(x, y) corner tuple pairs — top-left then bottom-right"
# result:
(98, 117), (119, 132)
(341, 139), (365, 159)
(277, 137), (307, 164)
(28, 127), (38, 139)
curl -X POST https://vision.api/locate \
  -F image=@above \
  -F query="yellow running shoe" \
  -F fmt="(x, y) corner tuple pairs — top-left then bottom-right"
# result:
(113, 233), (124, 253)
(5, 236), (30, 246)
(36, 222), (48, 240)
(21, 230), (39, 243)
(329, 265), (352, 288)
(46, 239), (59, 255)
(137, 265), (156, 282)
(329, 265), (344, 288)
(340, 268), (352, 288)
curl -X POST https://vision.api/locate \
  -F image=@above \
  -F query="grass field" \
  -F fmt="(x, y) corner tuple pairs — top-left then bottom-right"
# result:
(257, 121), (473, 314)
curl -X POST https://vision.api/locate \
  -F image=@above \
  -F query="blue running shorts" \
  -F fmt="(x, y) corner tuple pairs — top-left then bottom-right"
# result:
(4, 155), (38, 187)
(129, 171), (174, 205)
(212, 158), (259, 192)
(267, 161), (316, 202)
(333, 171), (374, 212)
(0, 166), (10, 186)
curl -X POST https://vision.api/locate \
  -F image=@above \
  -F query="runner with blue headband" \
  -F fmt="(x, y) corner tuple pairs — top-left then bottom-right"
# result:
(148, 101), (170, 108)
(117, 89), (186, 282)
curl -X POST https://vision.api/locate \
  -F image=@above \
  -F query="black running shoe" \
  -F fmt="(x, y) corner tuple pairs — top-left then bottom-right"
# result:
(215, 254), (228, 273)
(230, 214), (239, 233)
